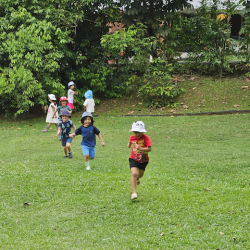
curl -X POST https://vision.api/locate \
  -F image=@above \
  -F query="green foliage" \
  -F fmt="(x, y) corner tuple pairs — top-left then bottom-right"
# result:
(239, 1), (250, 64)
(175, 0), (235, 76)
(101, 23), (157, 73)
(137, 71), (184, 108)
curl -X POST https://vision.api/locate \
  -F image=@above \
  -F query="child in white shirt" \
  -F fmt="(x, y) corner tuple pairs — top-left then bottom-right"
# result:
(67, 81), (77, 110)
(83, 90), (95, 114)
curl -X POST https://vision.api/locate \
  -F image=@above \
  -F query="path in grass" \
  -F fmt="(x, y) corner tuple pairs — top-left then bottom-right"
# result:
(1, 114), (250, 249)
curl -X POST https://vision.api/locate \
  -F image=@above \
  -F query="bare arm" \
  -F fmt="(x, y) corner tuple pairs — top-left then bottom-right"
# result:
(56, 127), (62, 136)
(52, 109), (58, 118)
(98, 133), (105, 147)
(51, 106), (56, 118)
(127, 142), (131, 148)
(136, 145), (151, 152)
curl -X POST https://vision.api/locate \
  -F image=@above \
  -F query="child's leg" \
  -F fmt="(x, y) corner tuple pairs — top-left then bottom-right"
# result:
(84, 154), (89, 162)
(63, 146), (67, 156)
(131, 167), (145, 194)
(82, 146), (91, 170)
(66, 142), (71, 153)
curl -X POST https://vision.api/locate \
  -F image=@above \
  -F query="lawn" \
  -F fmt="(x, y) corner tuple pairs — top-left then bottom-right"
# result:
(1, 114), (250, 249)
(93, 75), (250, 116)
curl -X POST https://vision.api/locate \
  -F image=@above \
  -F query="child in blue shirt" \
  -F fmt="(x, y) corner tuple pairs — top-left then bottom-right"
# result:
(56, 110), (76, 158)
(70, 112), (105, 170)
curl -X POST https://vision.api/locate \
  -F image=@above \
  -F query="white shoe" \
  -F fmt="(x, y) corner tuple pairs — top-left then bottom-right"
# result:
(131, 193), (137, 199)
(86, 166), (91, 170)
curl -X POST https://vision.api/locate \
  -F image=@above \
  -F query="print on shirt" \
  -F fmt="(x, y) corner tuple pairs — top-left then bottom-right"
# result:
(131, 139), (148, 163)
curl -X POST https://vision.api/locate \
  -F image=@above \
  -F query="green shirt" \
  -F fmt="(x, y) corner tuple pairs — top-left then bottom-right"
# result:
(56, 105), (72, 121)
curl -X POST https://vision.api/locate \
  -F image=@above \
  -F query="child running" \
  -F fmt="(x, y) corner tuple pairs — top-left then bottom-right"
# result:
(56, 110), (76, 158)
(70, 112), (105, 170)
(67, 81), (77, 110)
(83, 90), (95, 114)
(52, 96), (72, 119)
(42, 94), (59, 132)
(127, 121), (151, 200)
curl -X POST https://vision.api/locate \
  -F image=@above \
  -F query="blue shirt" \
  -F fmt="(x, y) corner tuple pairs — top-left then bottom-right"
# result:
(59, 120), (74, 138)
(75, 125), (100, 147)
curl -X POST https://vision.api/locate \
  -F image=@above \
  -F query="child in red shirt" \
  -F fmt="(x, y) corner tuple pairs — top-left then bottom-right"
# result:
(127, 121), (151, 200)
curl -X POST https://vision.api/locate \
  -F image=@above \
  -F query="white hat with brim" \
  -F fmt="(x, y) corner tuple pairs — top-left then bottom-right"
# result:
(130, 121), (147, 132)
(48, 94), (56, 101)
(68, 81), (75, 87)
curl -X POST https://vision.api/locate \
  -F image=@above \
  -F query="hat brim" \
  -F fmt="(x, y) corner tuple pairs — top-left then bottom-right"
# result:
(60, 114), (71, 118)
(130, 129), (147, 132)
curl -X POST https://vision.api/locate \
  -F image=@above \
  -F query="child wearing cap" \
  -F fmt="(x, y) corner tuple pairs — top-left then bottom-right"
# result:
(70, 112), (105, 170)
(42, 94), (59, 132)
(52, 96), (72, 121)
(56, 110), (76, 158)
(83, 90), (95, 114)
(67, 81), (77, 110)
(127, 121), (151, 200)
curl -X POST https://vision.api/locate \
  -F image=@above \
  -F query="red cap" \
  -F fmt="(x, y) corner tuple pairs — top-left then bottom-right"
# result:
(60, 96), (68, 102)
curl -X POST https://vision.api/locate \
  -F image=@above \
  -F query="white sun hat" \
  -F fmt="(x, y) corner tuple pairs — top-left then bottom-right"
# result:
(68, 81), (75, 87)
(130, 121), (147, 132)
(48, 94), (56, 100)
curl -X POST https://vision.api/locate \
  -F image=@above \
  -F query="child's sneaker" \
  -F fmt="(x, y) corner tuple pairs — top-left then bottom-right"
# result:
(131, 193), (137, 200)
(86, 166), (91, 170)
(68, 152), (72, 158)
(64, 155), (68, 158)
(137, 178), (140, 185)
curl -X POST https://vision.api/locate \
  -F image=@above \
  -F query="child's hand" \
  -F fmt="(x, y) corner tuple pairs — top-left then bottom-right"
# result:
(101, 141), (105, 147)
(127, 142), (131, 148)
(69, 133), (75, 138)
(56, 133), (59, 137)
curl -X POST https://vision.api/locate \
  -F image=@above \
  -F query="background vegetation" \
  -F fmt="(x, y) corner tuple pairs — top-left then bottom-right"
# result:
(1, 0), (250, 116)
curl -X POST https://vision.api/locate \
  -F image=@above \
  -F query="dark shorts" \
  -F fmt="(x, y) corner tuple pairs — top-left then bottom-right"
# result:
(61, 137), (72, 146)
(129, 158), (148, 171)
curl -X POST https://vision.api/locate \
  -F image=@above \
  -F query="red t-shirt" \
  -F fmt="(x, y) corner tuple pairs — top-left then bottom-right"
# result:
(129, 134), (151, 163)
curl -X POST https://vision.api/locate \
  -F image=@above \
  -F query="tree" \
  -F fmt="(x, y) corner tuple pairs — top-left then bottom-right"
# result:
(115, 0), (193, 57)
(0, 0), (116, 115)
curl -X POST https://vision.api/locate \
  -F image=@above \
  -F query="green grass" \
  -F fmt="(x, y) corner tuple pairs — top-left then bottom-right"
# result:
(1, 114), (250, 249)
(94, 75), (250, 116)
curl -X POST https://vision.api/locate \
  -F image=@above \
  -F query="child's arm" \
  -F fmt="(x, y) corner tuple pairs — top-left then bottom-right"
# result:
(51, 106), (56, 118)
(69, 126), (81, 137)
(56, 127), (62, 136)
(127, 142), (131, 148)
(69, 133), (75, 138)
(52, 109), (58, 118)
(98, 133), (105, 147)
(84, 105), (86, 111)
(136, 145), (151, 152)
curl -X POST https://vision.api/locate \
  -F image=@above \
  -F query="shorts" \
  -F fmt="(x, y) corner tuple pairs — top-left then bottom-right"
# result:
(61, 137), (72, 146)
(82, 145), (96, 158)
(129, 158), (148, 171)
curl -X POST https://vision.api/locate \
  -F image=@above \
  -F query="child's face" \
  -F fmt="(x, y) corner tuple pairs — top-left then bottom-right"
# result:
(70, 85), (75, 90)
(61, 101), (67, 106)
(48, 97), (52, 102)
(61, 115), (69, 122)
(133, 131), (143, 139)
(83, 117), (92, 127)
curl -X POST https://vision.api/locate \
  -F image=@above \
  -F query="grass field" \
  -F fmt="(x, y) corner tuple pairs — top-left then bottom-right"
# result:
(93, 75), (250, 117)
(1, 113), (250, 249)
